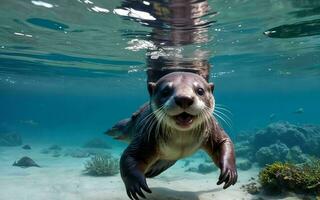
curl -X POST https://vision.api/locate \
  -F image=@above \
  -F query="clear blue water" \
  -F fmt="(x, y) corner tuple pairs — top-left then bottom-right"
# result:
(1, 0), (320, 199)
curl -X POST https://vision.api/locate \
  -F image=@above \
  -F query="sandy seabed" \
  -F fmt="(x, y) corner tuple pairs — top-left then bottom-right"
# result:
(0, 145), (303, 200)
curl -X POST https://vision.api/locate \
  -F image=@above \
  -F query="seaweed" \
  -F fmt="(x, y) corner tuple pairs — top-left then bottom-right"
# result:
(84, 154), (119, 176)
(259, 160), (320, 195)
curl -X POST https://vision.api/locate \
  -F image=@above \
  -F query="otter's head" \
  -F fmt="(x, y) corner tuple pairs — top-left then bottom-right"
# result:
(148, 72), (215, 131)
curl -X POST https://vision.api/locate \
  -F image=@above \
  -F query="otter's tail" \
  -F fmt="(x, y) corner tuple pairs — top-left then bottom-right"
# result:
(105, 118), (132, 142)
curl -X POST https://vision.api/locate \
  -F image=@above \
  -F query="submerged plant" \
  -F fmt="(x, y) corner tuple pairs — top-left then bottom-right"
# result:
(84, 153), (119, 176)
(259, 160), (320, 195)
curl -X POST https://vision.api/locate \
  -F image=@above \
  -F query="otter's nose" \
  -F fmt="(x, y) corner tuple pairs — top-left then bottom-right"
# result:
(174, 95), (194, 109)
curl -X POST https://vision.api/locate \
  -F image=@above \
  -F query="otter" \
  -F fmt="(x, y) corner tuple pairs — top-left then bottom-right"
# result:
(106, 72), (237, 200)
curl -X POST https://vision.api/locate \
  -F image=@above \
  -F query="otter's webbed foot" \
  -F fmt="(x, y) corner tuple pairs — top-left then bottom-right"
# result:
(123, 170), (152, 200)
(216, 161), (238, 189)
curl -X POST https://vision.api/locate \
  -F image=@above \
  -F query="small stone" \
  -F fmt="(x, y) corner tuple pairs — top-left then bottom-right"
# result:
(52, 154), (60, 157)
(83, 138), (111, 149)
(40, 148), (49, 154)
(52, 151), (61, 157)
(197, 163), (218, 174)
(242, 182), (260, 195)
(85, 148), (108, 156)
(49, 145), (62, 151)
(64, 148), (90, 158)
(22, 144), (31, 150)
(185, 167), (198, 172)
(13, 156), (40, 168)
(184, 160), (191, 167)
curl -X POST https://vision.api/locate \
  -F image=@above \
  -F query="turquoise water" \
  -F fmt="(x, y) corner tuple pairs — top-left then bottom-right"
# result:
(1, 0), (320, 199)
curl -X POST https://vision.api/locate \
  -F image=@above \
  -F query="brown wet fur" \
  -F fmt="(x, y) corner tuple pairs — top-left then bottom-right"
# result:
(106, 72), (237, 200)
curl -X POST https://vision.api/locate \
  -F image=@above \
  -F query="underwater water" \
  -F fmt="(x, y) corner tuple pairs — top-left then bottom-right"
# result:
(1, 0), (320, 199)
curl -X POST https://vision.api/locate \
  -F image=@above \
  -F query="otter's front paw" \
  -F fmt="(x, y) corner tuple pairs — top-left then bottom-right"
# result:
(123, 170), (151, 200)
(216, 162), (238, 189)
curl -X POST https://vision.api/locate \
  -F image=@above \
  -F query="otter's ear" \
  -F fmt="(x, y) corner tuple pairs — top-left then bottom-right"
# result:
(209, 83), (214, 92)
(148, 82), (156, 96)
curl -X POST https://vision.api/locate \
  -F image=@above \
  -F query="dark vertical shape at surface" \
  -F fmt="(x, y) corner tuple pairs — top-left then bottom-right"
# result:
(117, 0), (215, 83)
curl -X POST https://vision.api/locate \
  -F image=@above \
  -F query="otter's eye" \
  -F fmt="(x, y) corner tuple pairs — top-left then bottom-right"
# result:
(161, 87), (172, 97)
(196, 88), (205, 96)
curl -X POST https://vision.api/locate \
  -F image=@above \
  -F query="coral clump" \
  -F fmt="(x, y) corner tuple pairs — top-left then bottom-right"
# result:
(84, 154), (119, 176)
(252, 122), (320, 157)
(255, 142), (289, 166)
(259, 160), (320, 195)
(235, 122), (318, 166)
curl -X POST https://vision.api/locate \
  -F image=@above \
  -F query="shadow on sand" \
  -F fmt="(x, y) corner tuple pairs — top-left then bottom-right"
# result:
(144, 187), (221, 200)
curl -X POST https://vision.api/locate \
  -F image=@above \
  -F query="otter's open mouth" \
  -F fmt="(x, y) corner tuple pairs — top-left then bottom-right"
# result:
(174, 112), (195, 127)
